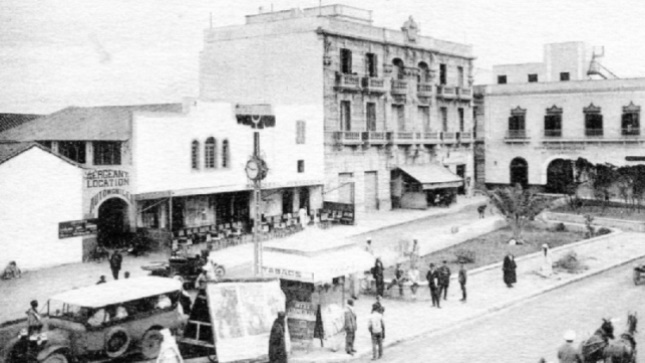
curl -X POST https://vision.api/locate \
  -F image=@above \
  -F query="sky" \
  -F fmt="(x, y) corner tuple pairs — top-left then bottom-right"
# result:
(1, 0), (645, 113)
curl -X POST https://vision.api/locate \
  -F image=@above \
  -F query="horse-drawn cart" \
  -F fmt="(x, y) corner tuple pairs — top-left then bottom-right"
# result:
(633, 265), (645, 285)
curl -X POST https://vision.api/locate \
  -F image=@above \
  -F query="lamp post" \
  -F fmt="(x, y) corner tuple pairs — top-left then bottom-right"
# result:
(245, 132), (268, 276)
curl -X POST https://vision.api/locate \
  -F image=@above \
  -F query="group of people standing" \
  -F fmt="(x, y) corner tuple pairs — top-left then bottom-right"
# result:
(425, 261), (468, 308)
(343, 297), (385, 360)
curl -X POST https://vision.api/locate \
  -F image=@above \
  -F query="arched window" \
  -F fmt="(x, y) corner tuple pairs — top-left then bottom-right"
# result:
(509, 157), (528, 188)
(191, 140), (200, 170)
(418, 62), (429, 83)
(205, 137), (216, 169)
(222, 140), (229, 168)
(393, 58), (405, 80)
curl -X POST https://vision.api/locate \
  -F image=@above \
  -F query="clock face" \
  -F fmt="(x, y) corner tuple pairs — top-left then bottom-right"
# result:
(246, 160), (260, 180)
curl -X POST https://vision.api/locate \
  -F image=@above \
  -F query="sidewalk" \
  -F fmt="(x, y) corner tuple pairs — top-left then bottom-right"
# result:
(290, 231), (645, 363)
(0, 196), (486, 323)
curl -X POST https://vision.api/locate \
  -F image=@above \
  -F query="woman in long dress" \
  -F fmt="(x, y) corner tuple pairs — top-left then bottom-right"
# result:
(502, 253), (517, 288)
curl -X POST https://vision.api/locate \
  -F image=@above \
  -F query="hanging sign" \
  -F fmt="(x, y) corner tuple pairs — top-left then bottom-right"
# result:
(59, 219), (98, 239)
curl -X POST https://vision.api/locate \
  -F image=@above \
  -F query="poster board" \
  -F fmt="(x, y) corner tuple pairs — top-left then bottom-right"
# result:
(58, 219), (98, 239)
(286, 300), (316, 350)
(205, 279), (286, 362)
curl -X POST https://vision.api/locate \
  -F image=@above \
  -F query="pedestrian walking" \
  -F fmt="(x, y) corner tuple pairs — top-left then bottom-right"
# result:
(109, 250), (123, 280)
(26, 300), (42, 335)
(407, 265), (420, 295)
(344, 299), (357, 355)
(557, 330), (583, 363)
(477, 204), (487, 218)
(368, 303), (385, 360)
(96, 275), (107, 285)
(438, 260), (451, 300)
(268, 312), (287, 363)
(458, 263), (467, 302)
(503, 253), (517, 288)
(386, 263), (406, 297)
(425, 263), (440, 308)
(409, 239), (420, 269)
(371, 258), (385, 298)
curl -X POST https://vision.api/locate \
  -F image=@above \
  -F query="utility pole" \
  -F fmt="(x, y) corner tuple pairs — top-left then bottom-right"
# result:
(253, 132), (262, 276)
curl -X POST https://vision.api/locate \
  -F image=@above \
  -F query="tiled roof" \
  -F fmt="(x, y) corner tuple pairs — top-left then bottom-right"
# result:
(0, 103), (183, 142)
(0, 141), (84, 167)
(0, 113), (41, 134)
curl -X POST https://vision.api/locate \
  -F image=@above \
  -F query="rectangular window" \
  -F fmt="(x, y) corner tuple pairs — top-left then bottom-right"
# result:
(340, 101), (351, 131)
(366, 103), (377, 132)
(59, 141), (86, 164)
(366, 53), (378, 77)
(297, 160), (304, 173)
(93, 141), (122, 166)
(584, 113), (603, 136)
(340, 48), (352, 74)
(441, 107), (448, 132)
(458, 66), (464, 87)
(497, 75), (507, 84)
(439, 64), (447, 85)
(544, 114), (562, 137)
(528, 74), (538, 83)
(392, 104), (405, 132)
(458, 108), (465, 132)
(508, 113), (526, 138)
(560, 72), (570, 81)
(418, 106), (430, 132)
(296, 120), (306, 144)
(622, 112), (641, 136)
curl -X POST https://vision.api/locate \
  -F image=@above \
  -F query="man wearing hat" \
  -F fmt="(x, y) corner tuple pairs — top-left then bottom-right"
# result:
(557, 330), (583, 363)
(344, 299), (357, 355)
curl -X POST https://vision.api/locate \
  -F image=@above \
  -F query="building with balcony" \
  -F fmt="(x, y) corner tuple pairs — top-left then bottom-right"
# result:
(200, 5), (475, 211)
(480, 42), (645, 192)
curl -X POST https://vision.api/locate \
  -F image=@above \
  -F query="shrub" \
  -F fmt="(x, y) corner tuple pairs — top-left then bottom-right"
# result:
(455, 249), (476, 264)
(596, 227), (612, 236)
(553, 223), (567, 232)
(553, 251), (587, 273)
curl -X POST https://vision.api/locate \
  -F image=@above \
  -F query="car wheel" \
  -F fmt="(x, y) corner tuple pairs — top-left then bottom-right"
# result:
(140, 328), (164, 359)
(214, 265), (226, 279)
(105, 327), (131, 358)
(42, 353), (69, 363)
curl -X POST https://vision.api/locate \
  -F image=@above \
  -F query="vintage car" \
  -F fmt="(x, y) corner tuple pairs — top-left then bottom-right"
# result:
(142, 249), (225, 290)
(2, 276), (185, 363)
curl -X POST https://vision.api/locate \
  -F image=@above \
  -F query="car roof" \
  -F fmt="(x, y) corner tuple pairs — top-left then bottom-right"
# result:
(49, 276), (181, 308)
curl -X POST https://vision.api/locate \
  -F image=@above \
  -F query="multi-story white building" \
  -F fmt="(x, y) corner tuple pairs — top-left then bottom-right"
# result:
(481, 42), (645, 192)
(200, 5), (474, 211)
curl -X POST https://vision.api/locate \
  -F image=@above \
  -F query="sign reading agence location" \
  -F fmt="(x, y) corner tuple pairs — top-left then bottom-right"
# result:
(85, 169), (129, 188)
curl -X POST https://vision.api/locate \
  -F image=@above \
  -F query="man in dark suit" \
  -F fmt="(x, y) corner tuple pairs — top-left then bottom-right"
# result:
(438, 260), (451, 300)
(425, 263), (440, 308)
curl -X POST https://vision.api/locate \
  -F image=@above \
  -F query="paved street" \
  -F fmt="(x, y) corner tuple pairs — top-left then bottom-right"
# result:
(356, 257), (645, 363)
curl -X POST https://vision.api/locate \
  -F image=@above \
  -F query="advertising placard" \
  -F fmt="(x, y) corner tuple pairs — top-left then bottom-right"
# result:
(286, 300), (316, 350)
(58, 219), (98, 239)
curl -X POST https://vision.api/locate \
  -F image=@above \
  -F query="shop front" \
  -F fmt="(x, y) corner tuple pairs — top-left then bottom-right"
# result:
(391, 164), (463, 209)
(261, 242), (374, 351)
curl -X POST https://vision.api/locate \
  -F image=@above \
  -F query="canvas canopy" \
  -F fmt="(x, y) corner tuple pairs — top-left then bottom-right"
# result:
(398, 164), (463, 190)
(261, 247), (375, 284)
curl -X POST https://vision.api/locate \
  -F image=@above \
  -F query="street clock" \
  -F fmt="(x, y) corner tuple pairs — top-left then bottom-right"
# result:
(245, 157), (268, 181)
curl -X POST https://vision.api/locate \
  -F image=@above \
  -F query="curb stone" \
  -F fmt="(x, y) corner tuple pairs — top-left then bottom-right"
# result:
(292, 230), (640, 363)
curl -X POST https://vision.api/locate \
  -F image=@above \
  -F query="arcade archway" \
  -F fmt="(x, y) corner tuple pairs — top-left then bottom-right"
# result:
(510, 157), (528, 188)
(97, 197), (130, 248)
(546, 159), (573, 194)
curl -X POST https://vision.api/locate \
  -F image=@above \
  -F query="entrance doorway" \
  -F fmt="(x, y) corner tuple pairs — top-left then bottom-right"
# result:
(98, 197), (129, 248)
(510, 158), (529, 188)
(456, 165), (466, 195)
(298, 187), (310, 213)
(546, 159), (573, 194)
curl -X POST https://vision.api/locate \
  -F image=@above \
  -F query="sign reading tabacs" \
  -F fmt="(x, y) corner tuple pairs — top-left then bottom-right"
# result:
(59, 219), (98, 239)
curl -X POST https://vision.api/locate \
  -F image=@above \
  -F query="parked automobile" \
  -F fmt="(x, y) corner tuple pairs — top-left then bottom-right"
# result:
(1, 276), (185, 363)
(141, 248), (225, 290)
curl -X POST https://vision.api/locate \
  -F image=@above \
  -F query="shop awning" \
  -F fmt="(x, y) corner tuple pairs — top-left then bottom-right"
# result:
(261, 247), (375, 285)
(398, 164), (463, 190)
